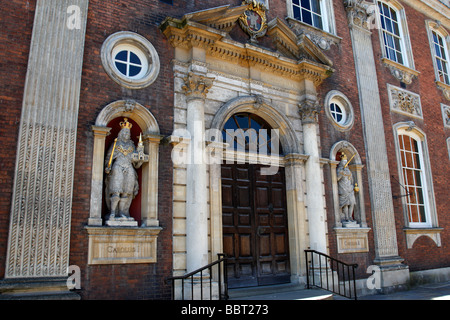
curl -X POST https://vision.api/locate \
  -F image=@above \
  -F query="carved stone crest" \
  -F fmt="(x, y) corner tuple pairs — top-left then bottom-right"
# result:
(388, 85), (422, 118)
(239, 0), (268, 43)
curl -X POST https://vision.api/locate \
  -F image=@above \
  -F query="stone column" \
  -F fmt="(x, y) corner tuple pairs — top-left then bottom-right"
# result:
(5, 0), (89, 278)
(182, 72), (214, 273)
(89, 126), (111, 226)
(299, 99), (328, 254)
(284, 153), (309, 282)
(343, 0), (408, 289)
(140, 134), (161, 227)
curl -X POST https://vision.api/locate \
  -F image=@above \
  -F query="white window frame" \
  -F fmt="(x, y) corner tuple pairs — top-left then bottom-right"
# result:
(394, 125), (437, 229)
(376, 1), (414, 69)
(112, 44), (149, 80)
(286, 0), (335, 34)
(426, 21), (450, 86)
(324, 90), (354, 132)
(101, 31), (160, 89)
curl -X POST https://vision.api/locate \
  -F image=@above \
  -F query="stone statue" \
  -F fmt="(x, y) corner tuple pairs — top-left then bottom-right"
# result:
(104, 118), (148, 226)
(337, 152), (357, 225)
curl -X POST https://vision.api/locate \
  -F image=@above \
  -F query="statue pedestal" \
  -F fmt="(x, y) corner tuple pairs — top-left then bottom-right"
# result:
(342, 220), (360, 228)
(105, 218), (138, 227)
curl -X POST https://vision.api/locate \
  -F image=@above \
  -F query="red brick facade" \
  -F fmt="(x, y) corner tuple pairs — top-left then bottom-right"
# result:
(0, 0), (448, 299)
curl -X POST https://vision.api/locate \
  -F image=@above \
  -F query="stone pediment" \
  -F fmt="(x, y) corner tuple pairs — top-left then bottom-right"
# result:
(183, 4), (248, 33)
(160, 4), (333, 83)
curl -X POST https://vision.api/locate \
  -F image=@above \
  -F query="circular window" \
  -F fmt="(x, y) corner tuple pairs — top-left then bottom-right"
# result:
(112, 44), (148, 79)
(329, 101), (346, 124)
(324, 91), (354, 131)
(101, 32), (160, 89)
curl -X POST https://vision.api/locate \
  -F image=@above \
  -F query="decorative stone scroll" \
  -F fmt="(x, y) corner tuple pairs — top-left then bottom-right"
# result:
(382, 58), (420, 85)
(442, 104), (450, 128)
(388, 84), (423, 119)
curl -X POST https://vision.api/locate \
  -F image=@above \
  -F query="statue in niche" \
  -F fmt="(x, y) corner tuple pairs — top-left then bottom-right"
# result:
(336, 152), (359, 227)
(104, 118), (149, 226)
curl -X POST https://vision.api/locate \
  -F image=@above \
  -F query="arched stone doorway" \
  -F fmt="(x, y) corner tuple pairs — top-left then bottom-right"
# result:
(209, 96), (309, 287)
(221, 112), (290, 288)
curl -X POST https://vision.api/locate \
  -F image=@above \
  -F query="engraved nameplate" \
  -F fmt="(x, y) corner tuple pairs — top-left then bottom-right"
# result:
(86, 227), (162, 265)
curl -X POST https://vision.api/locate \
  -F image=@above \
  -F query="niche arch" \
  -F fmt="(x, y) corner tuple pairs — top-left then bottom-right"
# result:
(329, 141), (367, 228)
(88, 100), (161, 227)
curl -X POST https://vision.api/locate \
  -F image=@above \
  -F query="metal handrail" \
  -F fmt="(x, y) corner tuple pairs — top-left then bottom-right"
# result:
(166, 253), (229, 300)
(305, 250), (358, 300)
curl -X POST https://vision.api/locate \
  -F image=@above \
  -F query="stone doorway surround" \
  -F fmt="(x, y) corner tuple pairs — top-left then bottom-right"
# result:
(161, 3), (334, 286)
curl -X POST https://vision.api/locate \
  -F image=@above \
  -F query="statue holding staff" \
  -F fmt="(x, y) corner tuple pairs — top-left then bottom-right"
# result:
(104, 118), (148, 224)
(337, 152), (357, 223)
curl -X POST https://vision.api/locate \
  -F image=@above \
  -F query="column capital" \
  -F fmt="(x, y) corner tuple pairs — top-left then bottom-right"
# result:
(299, 99), (321, 124)
(182, 72), (214, 101)
(343, 0), (374, 32)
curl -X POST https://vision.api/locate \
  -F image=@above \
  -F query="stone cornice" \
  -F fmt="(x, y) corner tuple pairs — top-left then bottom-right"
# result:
(382, 58), (420, 84)
(161, 10), (334, 84)
(406, 0), (450, 29)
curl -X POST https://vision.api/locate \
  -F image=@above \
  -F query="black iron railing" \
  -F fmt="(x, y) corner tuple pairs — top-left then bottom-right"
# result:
(305, 250), (358, 300)
(166, 254), (229, 300)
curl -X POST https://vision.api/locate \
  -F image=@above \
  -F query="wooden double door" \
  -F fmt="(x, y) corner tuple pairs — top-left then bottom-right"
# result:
(222, 163), (290, 288)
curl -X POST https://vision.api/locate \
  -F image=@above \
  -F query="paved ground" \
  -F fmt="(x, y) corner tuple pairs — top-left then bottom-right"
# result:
(229, 281), (450, 300)
(357, 280), (450, 300)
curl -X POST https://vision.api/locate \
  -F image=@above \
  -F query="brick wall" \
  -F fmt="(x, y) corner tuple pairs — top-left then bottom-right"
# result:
(1, 0), (448, 296)
(375, 1), (450, 271)
(70, 0), (182, 299)
(0, 0), (36, 279)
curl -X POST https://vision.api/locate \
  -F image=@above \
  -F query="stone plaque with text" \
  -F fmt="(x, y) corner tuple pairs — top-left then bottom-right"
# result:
(86, 227), (162, 265)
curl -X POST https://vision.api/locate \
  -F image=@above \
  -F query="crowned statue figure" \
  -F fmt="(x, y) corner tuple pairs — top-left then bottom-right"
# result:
(104, 118), (148, 226)
(336, 152), (358, 226)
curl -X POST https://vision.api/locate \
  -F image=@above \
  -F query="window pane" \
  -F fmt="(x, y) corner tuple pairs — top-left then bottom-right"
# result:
(393, 21), (400, 36)
(409, 205), (419, 223)
(115, 50), (128, 62)
(129, 65), (142, 77)
(115, 62), (127, 75)
(313, 14), (323, 29)
(437, 58), (443, 71)
(380, 15), (386, 29)
(293, 0), (300, 5)
(293, 6), (301, 20)
(390, 7), (398, 22)
(302, 9), (312, 25)
(311, 0), (321, 14)
(302, 10), (312, 25)
(386, 19), (393, 33)
(301, 0), (311, 10)
(397, 51), (404, 65)
(129, 52), (141, 65)
(382, 3), (390, 17)
(434, 43), (442, 58)
(440, 46), (447, 60)
(419, 206), (426, 223)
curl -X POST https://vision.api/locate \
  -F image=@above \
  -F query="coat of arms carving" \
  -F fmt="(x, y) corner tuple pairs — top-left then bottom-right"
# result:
(239, 0), (268, 43)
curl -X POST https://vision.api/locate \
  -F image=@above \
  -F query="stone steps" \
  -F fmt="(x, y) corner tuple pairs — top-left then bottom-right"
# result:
(0, 277), (80, 300)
